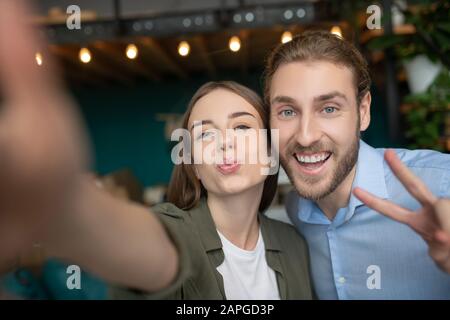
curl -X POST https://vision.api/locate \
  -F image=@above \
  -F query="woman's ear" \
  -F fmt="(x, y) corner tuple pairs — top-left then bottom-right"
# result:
(194, 166), (201, 180)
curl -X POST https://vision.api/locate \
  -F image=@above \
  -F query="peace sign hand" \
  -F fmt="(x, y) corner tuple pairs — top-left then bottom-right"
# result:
(353, 150), (450, 274)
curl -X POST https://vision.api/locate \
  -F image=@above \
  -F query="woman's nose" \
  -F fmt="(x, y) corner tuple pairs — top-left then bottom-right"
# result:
(219, 131), (234, 151)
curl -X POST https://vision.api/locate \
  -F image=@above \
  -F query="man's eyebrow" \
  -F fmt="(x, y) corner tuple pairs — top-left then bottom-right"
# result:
(228, 111), (256, 119)
(270, 95), (297, 105)
(314, 91), (348, 102)
(190, 120), (214, 130)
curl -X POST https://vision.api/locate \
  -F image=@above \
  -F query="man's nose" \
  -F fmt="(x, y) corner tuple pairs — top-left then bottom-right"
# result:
(295, 114), (322, 147)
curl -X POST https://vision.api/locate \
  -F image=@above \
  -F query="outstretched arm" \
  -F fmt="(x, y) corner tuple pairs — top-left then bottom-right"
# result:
(0, 0), (178, 292)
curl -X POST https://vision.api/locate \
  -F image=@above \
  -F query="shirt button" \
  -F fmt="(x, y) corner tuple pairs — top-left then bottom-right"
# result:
(338, 276), (346, 284)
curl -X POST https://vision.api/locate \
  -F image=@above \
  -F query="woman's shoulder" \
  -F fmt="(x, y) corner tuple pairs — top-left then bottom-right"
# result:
(151, 202), (187, 219)
(261, 214), (298, 233)
(261, 215), (307, 248)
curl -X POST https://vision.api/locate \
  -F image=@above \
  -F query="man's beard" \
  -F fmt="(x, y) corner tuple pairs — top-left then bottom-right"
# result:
(281, 134), (360, 201)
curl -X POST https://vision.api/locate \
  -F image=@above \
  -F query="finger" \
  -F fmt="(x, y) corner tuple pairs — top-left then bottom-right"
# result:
(384, 150), (437, 206)
(353, 187), (413, 225)
(428, 236), (450, 270)
(435, 230), (450, 246)
(0, 0), (59, 101)
(434, 199), (450, 234)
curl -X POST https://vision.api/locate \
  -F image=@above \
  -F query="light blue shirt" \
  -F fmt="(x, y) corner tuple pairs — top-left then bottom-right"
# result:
(286, 140), (450, 299)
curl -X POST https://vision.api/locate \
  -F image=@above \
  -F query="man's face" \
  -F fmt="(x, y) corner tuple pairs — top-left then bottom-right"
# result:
(269, 61), (370, 200)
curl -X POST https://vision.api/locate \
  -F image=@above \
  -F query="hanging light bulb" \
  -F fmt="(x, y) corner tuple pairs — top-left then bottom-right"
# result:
(178, 41), (190, 57)
(126, 44), (138, 59)
(229, 36), (241, 52)
(79, 47), (92, 63)
(330, 26), (343, 39)
(281, 31), (293, 44)
(35, 52), (43, 66)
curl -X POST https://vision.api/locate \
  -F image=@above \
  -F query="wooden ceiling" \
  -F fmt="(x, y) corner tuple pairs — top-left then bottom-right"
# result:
(46, 23), (342, 88)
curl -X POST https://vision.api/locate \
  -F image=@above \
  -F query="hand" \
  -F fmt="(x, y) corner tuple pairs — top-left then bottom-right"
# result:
(353, 150), (450, 274)
(0, 0), (89, 263)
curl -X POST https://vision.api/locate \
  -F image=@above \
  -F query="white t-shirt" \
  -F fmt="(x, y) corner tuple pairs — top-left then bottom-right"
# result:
(216, 229), (281, 300)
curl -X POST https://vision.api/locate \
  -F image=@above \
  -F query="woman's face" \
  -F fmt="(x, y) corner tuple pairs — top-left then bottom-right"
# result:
(188, 89), (269, 197)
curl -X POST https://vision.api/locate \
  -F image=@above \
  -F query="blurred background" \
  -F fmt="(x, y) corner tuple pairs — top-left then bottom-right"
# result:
(27, 0), (449, 202)
(29, 0), (449, 196)
(2, 0), (449, 299)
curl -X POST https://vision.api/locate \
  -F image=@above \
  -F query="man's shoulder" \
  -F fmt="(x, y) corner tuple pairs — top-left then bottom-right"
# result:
(376, 147), (450, 171)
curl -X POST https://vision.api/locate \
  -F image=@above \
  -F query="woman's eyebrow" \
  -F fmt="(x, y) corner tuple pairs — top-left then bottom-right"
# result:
(190, 119), (214, 131)
(228, 111), (256, 119)
(190, 112), (255, 130)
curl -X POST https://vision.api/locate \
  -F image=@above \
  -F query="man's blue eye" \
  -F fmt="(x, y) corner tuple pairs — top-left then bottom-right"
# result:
(280, 109), (296, 118)
(323, 106), (337, 114)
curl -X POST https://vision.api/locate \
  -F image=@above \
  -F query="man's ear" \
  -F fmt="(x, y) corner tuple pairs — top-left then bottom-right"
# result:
(359, 91), (371, 132)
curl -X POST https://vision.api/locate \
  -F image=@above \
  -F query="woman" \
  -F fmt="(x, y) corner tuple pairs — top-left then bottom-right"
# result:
(114, 81), (313, 299)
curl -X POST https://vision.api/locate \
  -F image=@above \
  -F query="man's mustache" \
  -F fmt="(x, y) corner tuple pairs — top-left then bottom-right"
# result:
(285, 142), (334, 155)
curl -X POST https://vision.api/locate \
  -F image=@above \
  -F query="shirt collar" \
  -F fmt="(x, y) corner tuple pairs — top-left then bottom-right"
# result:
(189, 198), (223, 252)
(296, 139), (389, 224)
(350, 140), (389, 207)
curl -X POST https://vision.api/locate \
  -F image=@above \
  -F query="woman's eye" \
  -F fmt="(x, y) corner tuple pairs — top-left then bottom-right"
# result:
(323, 106), (337, 114)
(279, 109), (296, 118)
(234, 125), (250, 131)
(199, 131), (215, 140)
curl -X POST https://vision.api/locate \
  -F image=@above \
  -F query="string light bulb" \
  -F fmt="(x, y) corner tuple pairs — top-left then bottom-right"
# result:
(79, 47), (92, 63)
(126, 44), (138, 59)
(281, 31), (293, 44)
(330, 26), (343, 39)
(178, 41), (190, 57)
(229, 36), (241, 52)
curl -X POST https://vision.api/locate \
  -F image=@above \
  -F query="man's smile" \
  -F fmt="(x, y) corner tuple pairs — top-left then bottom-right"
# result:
(292, 151), (332, 175)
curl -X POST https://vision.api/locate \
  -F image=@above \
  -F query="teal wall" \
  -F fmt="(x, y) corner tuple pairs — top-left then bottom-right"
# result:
(72, 72), (390, 187)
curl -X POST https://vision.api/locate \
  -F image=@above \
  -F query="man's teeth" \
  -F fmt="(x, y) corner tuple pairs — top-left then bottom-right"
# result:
(295, 153), (329, 164)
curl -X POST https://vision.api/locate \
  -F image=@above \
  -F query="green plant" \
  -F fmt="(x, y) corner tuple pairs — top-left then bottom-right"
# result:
(404, 70), (450, 150)
(368, 1), (450, 65)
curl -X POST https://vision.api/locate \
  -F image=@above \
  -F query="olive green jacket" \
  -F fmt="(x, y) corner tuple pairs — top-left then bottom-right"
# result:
(112, 199), (314, 300)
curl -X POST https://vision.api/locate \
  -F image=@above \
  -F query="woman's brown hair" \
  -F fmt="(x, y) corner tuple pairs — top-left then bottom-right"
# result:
(166, 81), (278, 212)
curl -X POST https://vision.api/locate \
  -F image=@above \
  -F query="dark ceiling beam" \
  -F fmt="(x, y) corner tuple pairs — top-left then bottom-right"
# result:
(49, 45), (134, 86)
(239, 30), (249, 76)
(140, 37), (188, 80)
(91, 41), (161, 82)
(191, 35), (217, 79)
(43, 2), (325, 45)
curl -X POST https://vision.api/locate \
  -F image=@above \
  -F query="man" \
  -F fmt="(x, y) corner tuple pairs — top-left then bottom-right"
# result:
(264, 31), (450, 299)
